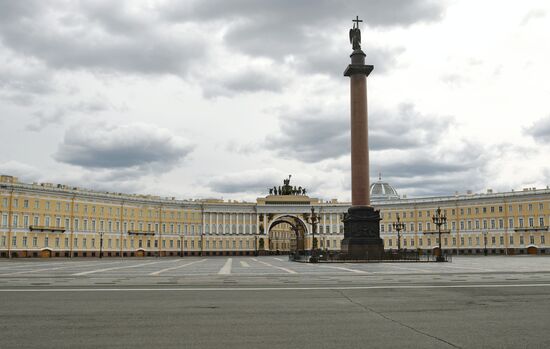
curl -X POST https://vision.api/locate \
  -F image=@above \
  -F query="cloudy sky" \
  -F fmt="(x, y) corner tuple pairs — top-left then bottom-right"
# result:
(1, 0), (549, 202)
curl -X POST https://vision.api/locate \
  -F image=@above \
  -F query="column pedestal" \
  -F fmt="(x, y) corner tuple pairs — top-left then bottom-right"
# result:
(341, 206), (384, 259)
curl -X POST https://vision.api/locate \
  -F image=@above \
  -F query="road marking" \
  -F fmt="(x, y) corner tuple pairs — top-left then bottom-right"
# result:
(2, 283), (550, 292)
(0, 261), (121, 276)
(320, 265), (369, 274)
(149, 259), (206, 276)
(240, 261), (250, 267)
(218, 258), (232, 275)
(72, 261), (164, 276)
(273, 257), (283, 261)
(440, 264), (496, 272)
(254, 259), (297, 274)
(383, 264), (432, 274)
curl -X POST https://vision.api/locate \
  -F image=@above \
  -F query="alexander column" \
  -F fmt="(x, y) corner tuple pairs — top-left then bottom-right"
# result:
(341, 16), (384, 259)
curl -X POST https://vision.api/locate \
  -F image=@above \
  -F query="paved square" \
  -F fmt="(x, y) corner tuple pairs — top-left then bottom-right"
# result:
(1, 256), (550, 348)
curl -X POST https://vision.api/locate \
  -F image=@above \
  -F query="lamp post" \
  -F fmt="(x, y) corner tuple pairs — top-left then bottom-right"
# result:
(180, 235), (184, 258)
(432, 207), (447, 262)
(99, 231), (104, 258)
(483, 231), (488, 256)
(200, 232), (205, 256)
(305, 207), (320, 260)
(392, 213), (406, 253)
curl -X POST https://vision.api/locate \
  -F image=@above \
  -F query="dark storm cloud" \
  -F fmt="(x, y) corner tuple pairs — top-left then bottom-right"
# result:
(371, 141), (491, 197)
(166, 0), (444, 76)
(54, 122), (194, 172)
(167, 0), (444, 50)
(0, 1), (204, 76)
(266, 103), (453, 162)
(525, 115), (550, 143)
(201, 67), (288, 98)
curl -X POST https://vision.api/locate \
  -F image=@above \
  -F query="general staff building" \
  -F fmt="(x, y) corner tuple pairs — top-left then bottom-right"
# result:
(1, 175), (549, 258)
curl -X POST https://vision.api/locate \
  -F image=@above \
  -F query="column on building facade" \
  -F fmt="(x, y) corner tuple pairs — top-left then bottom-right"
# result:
(263, 214), (267, 235)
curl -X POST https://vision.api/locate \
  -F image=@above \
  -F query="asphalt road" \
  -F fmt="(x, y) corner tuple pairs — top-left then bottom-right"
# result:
(1, 256), (550, 348)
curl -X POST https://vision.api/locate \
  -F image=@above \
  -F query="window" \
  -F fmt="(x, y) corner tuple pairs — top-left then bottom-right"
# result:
(539, 203), (544, 210)
(520, 235), (524, 245)
(491, 220), (495, 229)
(418, 223), (422, 231)
(2, 214), (8, 227)
(539, 217), (545, 227)
(491, 236), (496, 244)
(500, 236), (504, 245)
(490, 207), (494, 213)
(452, 237), (456, 246)
(12, 236), (17, 246)
(519, 218), (524, 228)
(542, 235), (546, 244)
(498, 206), (503, 213)
(24, 200), (29, 208)
(33, 237), (38, 247)
(508, 218), (514, 228)
(528, 204), (533, 211)
(499, 219), (504, 229)
(55, 237), (60, 247)
(460, 237), (464, 246)
(528, 218), (534, 227)
(530, 236), (535, 244)
(2, 198), (8, 207)
(74, 238), (78, 247)
(22, 236), (27, 247)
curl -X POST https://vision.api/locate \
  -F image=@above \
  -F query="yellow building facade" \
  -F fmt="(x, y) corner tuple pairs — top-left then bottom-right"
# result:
(1, 175), (549, 257)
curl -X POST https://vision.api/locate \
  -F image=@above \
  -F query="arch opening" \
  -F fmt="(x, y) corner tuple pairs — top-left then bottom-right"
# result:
(267, 215), (308, 256)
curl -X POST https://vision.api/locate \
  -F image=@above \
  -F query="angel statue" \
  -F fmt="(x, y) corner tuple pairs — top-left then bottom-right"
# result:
(349, 16), (362, 50)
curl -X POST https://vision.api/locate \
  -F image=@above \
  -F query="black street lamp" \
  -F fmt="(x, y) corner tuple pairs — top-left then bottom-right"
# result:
(200, 232), (205, 256)
(392, 213), (406, 253)
(98, 231), (104, 258)
(305, 207), (320, 261)
(432, 207), (448, 262)
(483, 231), (488, 256)
(180, 235), (184, 258)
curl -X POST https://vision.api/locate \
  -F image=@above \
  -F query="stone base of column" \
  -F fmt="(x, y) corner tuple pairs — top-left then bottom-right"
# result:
(341, 206), (384, 260)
